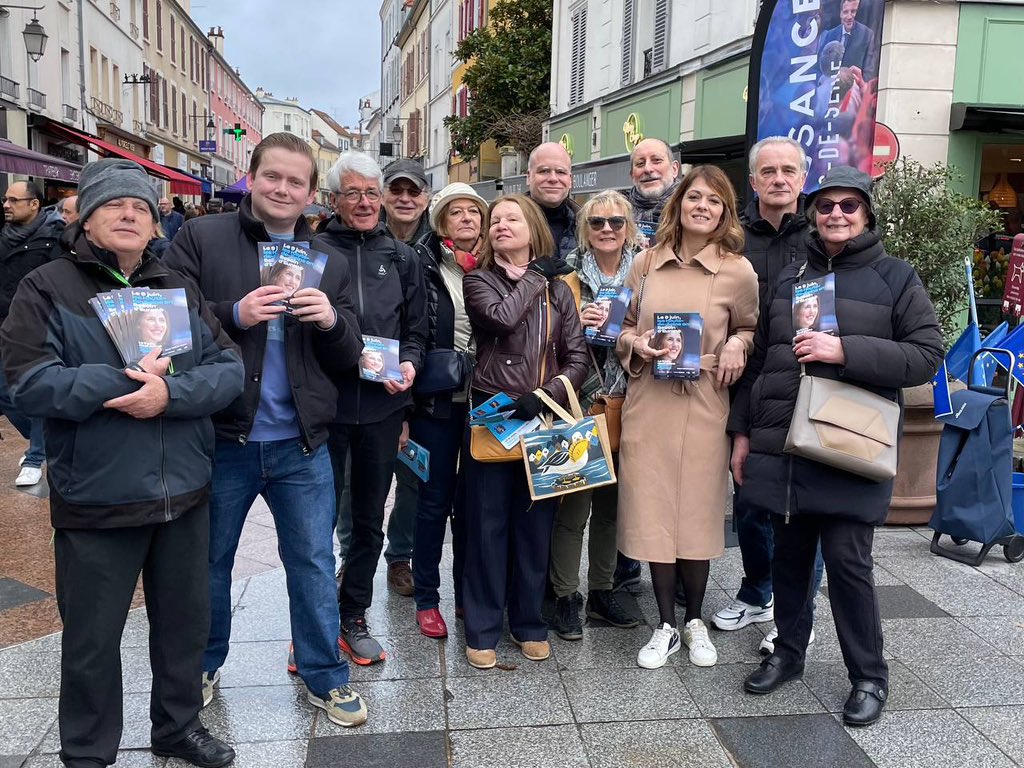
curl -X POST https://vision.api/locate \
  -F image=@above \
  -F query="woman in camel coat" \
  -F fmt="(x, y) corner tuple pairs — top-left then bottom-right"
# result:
(616, 165), (758, 671)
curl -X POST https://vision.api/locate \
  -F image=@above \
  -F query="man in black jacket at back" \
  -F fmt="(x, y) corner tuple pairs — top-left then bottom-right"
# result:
(313, 150), (427, 667)
(164, 133), (368, 728)
(0, 180), (62, 486)
(712, 136), (815, 648)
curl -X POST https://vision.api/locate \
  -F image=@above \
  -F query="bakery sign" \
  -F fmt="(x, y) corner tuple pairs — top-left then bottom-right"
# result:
(116, 137), (139, 155)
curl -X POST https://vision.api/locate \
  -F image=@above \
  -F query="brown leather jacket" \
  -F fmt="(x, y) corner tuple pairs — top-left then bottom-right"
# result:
(463, 266), (589, 406)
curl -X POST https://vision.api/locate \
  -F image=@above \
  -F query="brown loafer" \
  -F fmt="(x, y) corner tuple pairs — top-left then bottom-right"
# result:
(511, 636), (550, 661)
(466, 647), (496, 669)
(387, 561), (414, 597)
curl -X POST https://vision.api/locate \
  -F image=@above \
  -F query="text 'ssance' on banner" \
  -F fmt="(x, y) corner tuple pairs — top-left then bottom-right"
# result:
(746, 0), (886, 193)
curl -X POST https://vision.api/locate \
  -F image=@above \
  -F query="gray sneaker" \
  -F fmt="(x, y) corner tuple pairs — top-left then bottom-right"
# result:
(201, 669), (220, 709)
(308, 685), (368, 727)
(339, 617), (386, 665)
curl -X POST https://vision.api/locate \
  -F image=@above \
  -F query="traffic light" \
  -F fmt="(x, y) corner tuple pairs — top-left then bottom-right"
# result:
(224, 123), (246, 142)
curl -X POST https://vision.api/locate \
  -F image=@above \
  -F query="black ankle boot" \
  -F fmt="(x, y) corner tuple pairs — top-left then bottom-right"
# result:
(552, 592), (583, 640)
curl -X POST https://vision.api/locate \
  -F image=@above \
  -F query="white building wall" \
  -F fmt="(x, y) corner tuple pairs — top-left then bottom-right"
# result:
(82, 0), (144, 136)
(380, 0), (403, 168)
(426, 0), (452, 188)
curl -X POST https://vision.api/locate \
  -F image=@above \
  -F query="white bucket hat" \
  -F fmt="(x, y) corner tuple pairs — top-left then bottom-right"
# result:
(429, 182), (489, 234)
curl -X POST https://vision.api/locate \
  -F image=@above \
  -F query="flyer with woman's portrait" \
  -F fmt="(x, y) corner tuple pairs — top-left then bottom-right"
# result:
(258, 241), (327, 314)
(359, 335), (402, 382)
(652, 312), (703, 380)
(792, 274), (839, 336)
(130, 288), (192, 359)
(585, 286), (633, 347)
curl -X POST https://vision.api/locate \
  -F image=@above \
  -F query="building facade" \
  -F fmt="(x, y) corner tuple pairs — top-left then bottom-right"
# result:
(379, 0), (404, 168)
(207, 27), (262, 188)
(425, 0), (453, 189)
(397, 0), (431, 178)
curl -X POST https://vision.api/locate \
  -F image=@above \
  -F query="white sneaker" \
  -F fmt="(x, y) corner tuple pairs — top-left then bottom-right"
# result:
(201, 669), (220, 708)
(682, 619), (718, 667)
(637, 622), (680, 669)
(759, 626), (815, 655)
(710, 597), (774, 631)
(15, 466), (42, 487)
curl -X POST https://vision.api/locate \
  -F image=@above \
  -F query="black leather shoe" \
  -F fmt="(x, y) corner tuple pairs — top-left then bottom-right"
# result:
(843, 681), (887, 727)
(743, 655), (804, 694)
(152, 726), (236, 768)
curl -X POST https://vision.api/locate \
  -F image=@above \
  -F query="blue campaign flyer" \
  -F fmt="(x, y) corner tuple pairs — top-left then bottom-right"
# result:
(792, 273), (839, 336)
(359, 335), (402, 382)
(130, 288), (193, 359)
(585, 285), (633, 347)
(397, 439), (430, 482)
(652, 312), (703, 380)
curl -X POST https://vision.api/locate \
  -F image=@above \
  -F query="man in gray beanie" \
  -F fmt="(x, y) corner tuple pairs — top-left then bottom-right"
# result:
(0, 156), (244, 767)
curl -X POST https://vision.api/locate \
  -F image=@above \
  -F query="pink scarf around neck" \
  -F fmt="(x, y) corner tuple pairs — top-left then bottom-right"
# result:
(495, 255), (529, 281)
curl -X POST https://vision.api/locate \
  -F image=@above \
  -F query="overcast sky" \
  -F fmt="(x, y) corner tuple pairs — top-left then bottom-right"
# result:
(189, 1), (382, 127)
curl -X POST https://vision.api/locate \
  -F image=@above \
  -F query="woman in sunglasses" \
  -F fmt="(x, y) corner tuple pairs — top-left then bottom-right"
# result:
(549, 190), (641, 642)
(729, 166), (942, 727)
(617, 166), (759, 671)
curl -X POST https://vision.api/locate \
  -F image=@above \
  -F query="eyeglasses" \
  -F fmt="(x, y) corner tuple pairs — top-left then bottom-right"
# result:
(587, 216), (627, 231)
(2, 196), (34, 205)
(387, 183), (424, 198)
(339, 188), (382, 204)
(814, 197), (864, 215)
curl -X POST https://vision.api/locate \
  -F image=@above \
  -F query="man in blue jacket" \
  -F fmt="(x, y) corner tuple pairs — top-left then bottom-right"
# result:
(1, 158), (244, 768)
(164, 133), (367, 727)
(819, 0), (878, 81)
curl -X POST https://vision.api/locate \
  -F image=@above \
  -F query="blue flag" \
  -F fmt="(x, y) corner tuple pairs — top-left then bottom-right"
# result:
(995, 323), (1024, 387)
(974, 322), (1010, 386)
(932, 361), (954, 417)
(945, 323), (981, 383)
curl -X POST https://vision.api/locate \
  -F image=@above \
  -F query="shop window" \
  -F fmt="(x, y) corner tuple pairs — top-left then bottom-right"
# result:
(974, 143), (1024, 324)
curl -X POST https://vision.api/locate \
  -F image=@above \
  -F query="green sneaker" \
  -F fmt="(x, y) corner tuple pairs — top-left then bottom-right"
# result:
(308, 685), (368, 727)
(201, 669), (220, 709)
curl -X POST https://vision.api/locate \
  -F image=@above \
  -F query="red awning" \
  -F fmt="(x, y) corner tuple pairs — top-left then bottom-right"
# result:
(43, 123), (202, 195)
(0, 139), (81, 182)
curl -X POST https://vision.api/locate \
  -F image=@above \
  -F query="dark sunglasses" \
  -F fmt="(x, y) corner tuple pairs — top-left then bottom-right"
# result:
(814, 197), (864, 215)
(587, 216), (627, 231)
(388, 183), (424, 198)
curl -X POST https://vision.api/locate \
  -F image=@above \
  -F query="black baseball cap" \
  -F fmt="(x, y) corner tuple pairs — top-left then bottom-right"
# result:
(383, 159), (429, 190)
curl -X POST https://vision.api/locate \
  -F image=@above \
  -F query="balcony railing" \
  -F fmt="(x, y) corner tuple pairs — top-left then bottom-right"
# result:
(27, 88), (45, 109)
(62, 103), (78, 122)
(90, 96), (123, 126)
(0, 76), (20, 101)
(109, 2), (121, 21)
(130, 22), (139, 38)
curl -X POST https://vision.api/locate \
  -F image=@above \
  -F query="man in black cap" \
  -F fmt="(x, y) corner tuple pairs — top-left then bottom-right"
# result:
(1, 158), (244, 767)
(382, 158), (431, 245)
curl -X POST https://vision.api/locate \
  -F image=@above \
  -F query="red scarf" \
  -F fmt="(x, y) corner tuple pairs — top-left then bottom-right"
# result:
(443, 238), (480, 273)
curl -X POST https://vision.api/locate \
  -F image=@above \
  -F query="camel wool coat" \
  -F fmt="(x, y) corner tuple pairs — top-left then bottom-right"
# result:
(615, 243), (758, 562)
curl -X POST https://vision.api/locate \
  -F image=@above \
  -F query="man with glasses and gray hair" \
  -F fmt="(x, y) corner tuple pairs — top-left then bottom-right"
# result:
(313, 151), (427, 667)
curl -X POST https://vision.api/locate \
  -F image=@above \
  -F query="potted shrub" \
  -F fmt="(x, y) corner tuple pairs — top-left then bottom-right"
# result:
(872, 157), (1004, 524)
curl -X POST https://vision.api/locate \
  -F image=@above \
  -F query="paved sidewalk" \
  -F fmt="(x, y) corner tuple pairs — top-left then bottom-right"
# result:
(2, 502), (1024, 767)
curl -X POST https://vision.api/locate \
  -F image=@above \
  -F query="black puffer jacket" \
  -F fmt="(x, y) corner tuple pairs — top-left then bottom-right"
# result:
(741, 195), (809, 307)
(728, 228), (944, 525)
(312, 217), (428, 425)
(412, 232), (471, 420)
(1, 234), (244, 529)
(0, 213), (64, 322)
(163, 196), (364, 449)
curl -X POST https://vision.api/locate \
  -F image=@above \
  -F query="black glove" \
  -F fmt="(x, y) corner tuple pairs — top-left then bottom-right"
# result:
(528, 257), (575, 280)
(509, 392), (544, 422)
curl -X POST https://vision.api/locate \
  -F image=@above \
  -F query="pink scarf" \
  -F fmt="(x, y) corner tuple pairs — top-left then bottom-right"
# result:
(495, 255), (529, 281)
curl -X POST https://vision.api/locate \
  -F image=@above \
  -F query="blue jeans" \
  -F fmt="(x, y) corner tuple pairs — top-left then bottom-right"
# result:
(0, 358), (44, 467)
(734, 493), (825, 605)
(204, 438), (348, 696)
(410, 404), (467, 611)
(335, 457), (417, 565)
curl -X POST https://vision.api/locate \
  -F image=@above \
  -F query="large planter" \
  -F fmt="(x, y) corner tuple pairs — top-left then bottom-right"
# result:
(886, 382), (944, 525)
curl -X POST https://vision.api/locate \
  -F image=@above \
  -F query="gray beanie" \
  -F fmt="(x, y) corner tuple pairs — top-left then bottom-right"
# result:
(77, 158), (159, 224)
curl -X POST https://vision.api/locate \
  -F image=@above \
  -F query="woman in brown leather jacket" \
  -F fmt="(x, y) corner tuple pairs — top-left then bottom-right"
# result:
(461, 193), (589, 670)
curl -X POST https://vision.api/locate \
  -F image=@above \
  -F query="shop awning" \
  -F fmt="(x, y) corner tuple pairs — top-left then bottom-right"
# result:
(0, 139), (81, 182)
(674, 135), (747, 163)
(217, 175), (249, 202)
(169, 168), (212, 196)
(43, 123), (203, 195)
(951, 103), (1024, 134)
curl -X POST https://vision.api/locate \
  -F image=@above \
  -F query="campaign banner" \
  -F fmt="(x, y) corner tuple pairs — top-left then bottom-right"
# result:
(746, 0), (887, 192)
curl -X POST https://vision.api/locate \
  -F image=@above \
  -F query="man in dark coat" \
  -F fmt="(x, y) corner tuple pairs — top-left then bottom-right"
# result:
(526, 142), (578, 259)
(1, 158), (244, 768)
(820, 0), (878, 81)
(626, 137), (680, 249)
(0, 180), (63, 485)
(164, 133), (368, 728)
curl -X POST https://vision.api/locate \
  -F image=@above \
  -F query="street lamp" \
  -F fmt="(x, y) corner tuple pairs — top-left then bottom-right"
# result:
(391, 121), (403, 158)
(0, 5), (49, 62)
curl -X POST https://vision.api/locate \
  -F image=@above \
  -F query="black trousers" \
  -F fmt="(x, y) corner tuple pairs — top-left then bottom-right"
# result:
(54, 503), (209, 768)
(461, 428), (558, 649)
(329, 410), (405, 622)
(772, 513), (889, 689)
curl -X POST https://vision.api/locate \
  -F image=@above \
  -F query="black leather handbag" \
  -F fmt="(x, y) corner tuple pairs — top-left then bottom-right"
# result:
(413, 348), (473, 396)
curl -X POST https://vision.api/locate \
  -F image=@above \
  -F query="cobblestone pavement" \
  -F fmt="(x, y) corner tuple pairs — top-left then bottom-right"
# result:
(2, 432), (1024, 766)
